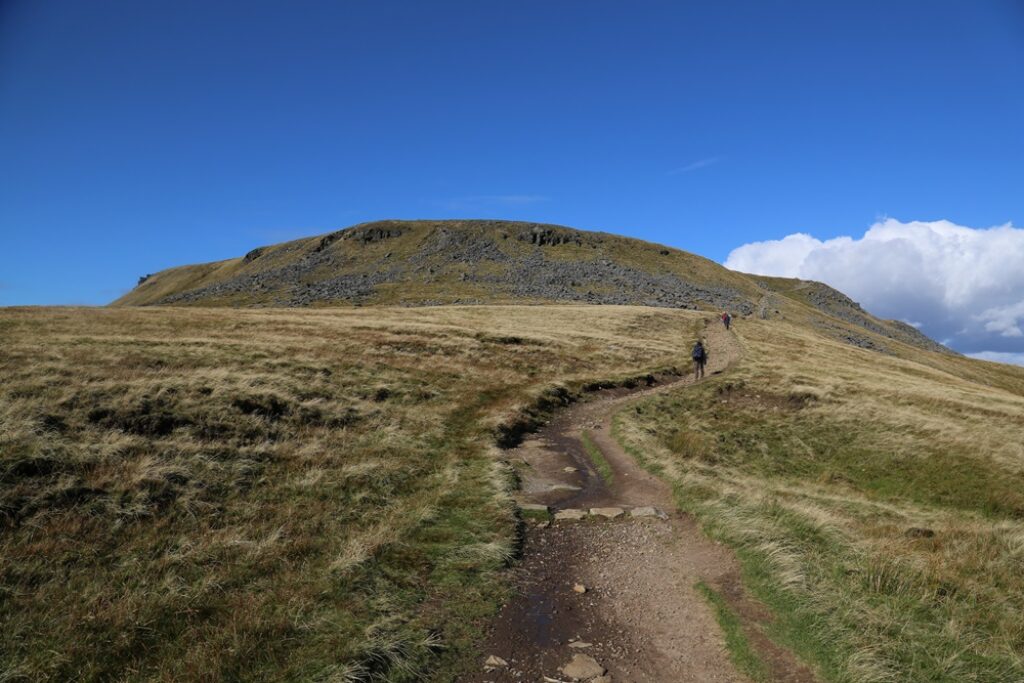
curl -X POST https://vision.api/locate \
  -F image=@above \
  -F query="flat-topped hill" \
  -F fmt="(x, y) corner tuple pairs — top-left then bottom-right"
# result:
(114, 219), (950, 355)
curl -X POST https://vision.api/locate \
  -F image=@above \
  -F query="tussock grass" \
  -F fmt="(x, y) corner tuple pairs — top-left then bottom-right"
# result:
(0, 304), (700, 681)
(696, 581), (769, 682)
(615, 318), (1024, 682)
(580, 431), (614, 485)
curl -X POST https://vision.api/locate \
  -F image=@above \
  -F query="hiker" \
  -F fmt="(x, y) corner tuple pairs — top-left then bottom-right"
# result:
(691, 339), (707, 379)
(721, 311), (731, 330)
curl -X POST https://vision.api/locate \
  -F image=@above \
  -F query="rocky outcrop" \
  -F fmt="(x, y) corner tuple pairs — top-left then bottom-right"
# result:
(242, 247), (266, 263)
(148, 221), (756, 313)
(519, 225), (585, 247)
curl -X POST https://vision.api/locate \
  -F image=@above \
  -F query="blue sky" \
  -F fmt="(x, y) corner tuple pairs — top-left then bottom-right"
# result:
(2, 1), (1023, 358)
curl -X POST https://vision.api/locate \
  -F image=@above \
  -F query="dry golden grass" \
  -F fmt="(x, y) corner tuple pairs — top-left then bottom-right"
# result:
(615, 317), (1024, 682)
(0, 304), (701, 682)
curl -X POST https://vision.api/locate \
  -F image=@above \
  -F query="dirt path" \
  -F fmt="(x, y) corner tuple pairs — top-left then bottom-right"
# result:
(462, 319), (818, 683)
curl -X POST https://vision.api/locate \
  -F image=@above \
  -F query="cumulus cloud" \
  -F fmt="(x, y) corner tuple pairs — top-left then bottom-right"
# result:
(724, 219), (1024, 365)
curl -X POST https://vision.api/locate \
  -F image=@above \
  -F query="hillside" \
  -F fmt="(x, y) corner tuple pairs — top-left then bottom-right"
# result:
(0, 305), (699, 681)
(3, 303), (1023, 681)
(116, 220), (760, 311)
(13, 222), (1022, 681)
(615, 316), (1024, 681)
(114, 219), (950, 356)
(749, 274), (951, 354)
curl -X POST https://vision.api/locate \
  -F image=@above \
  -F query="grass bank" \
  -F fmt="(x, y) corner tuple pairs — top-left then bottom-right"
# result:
(614, 318), (1024, 682)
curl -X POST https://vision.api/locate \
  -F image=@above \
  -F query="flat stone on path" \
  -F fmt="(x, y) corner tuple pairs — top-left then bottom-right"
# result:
(520, 503), (549, 514)
(554, 508), (588, 521)
(547, 484), (583, 493)
(568, 640), (593, 649)
(590, 507), (625, 519)
(629, 506), (665, 518)
(561, 653), (606, 680)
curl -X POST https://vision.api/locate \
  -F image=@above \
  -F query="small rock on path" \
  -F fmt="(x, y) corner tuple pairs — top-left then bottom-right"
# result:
(561, 653), (606, 680)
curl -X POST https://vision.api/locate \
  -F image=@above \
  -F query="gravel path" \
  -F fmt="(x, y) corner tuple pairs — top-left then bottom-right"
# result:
(461, 319), (818, 683)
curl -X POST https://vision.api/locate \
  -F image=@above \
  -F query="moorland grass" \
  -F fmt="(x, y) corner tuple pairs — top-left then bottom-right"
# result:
(614, 318), (1024, 682)
(0, 304), (699, 682)
(580, 431), (614, 486)
(696, 581), (768, 682)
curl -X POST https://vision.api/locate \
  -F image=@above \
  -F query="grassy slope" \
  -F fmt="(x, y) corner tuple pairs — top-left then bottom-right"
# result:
(748, 274), (951, 354)
(114, 220), (762, 309)
(0, 305), (700, 682)
(614, 317), (1024, 682)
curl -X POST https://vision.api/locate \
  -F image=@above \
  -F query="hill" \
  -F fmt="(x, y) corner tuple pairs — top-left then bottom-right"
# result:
(115, 219), (949, 355)
(115, 220), (757, 311)
(3, 302), (1023, 680)
(10, 222), (1022, 681)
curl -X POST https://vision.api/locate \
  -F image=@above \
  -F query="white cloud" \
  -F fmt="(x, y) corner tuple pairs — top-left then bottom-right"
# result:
(977, 300), (1024, 338)
(724, 218), (1024, 358)
(967, 351), (1024, 367)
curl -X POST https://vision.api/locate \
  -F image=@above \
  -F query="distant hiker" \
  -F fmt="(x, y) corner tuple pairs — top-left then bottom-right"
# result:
(691, 339), (707, 379)
(721, 311), (731, 330)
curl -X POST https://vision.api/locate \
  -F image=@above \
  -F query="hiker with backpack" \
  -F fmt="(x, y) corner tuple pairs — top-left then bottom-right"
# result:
(721, 311), (731, 330)
(692, 339), (707, 380)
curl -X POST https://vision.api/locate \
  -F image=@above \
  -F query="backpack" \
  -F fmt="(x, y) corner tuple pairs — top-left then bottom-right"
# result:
(691, 343), (704, 361)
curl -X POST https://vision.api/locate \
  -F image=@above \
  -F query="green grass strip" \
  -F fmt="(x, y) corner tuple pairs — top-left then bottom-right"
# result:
(580, 430), (614, 486)
(696, 581), (769, 682)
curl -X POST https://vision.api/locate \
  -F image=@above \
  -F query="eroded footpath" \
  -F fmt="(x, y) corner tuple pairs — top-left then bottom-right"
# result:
(461, 320), (818, 683)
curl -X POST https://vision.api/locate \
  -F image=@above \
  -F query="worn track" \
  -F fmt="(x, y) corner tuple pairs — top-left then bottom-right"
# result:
(462, 319), (818, 683)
